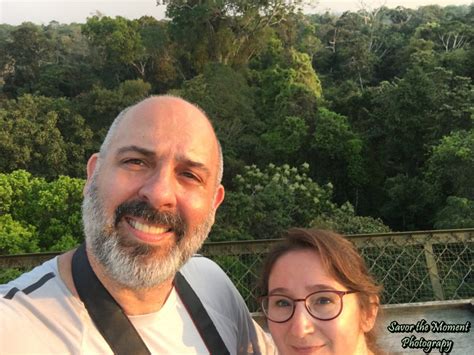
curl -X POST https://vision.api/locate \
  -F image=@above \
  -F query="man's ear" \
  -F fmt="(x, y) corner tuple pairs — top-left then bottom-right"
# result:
(361, 295), (379, 333)
(207, 185), (225, 226)
(86, 153), (99, 179)
(213, 184), (225, 211)
(83, 153), (99, 196)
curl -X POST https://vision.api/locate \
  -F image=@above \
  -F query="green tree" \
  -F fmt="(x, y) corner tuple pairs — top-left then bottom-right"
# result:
(0, 94), (94, 178)
(211, 163), (389, 241)
(310, 7), (393, 89)
(212, 163), (335, 241)
(0, 215), (38, 255)
(2, 23), (53, 97)
(358, 66), (472, 180)
(425, 129), (474, 201)
(166, 0), (302, 75)
(82, 16), (147, 84)
(73, 79), (151, 147)
(0, 170), (85, 251)
(136, 16), (180, 91)
(0, 95), (66, 177)
(307, 107), (368, 206)
(251, 43), (322, 164)
(434, 196), (474, 229)
(381, 174), (437, 230)
(0, 170), (42, 254)
(311, 202), (390, 235)
(34, 22), (98, 97)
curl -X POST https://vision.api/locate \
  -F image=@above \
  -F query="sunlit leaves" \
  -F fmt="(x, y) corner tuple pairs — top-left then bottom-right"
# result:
(0, 170), (85, 252)
(211, 163), (389, 241)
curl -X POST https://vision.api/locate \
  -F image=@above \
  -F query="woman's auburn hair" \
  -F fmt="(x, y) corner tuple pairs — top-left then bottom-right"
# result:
(260, 228), (383, 353)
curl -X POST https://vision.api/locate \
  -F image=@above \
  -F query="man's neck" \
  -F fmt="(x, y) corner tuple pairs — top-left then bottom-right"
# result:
(58, 249), (174, 316)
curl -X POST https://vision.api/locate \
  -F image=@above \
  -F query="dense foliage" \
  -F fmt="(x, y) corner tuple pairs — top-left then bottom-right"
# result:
(0, 170), (84, 253)
(1, 2), (473, 253)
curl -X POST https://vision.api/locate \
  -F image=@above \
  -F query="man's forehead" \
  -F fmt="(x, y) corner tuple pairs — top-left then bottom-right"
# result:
(109, 97), (220, 164)
(122, 97), (212, 133)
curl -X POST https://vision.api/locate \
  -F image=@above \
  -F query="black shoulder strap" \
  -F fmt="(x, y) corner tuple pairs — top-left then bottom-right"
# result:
(72, 244), (230, 355)
(174, 271), (230, 355)
(72, 244), (150, 355)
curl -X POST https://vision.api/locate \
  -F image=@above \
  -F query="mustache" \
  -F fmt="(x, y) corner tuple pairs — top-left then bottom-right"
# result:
(114, 200), (186, 239)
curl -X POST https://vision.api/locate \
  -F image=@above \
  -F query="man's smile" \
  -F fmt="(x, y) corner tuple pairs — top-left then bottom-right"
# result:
(125, 217), (175, 244)
(126, 217), (172, 235)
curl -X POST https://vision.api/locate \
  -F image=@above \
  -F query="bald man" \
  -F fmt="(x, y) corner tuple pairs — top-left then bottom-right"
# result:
(0, 96), (275, 354)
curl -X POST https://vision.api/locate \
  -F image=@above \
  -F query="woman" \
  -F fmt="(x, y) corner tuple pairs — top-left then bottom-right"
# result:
(260, 228), (382, 355)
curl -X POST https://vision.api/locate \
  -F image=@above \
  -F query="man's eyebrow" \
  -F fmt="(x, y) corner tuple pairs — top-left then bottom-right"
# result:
(114, 148), (212, 175)
(115, 145), (155, 157)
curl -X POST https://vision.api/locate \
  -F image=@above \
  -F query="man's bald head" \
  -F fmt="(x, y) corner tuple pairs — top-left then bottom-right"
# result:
(99, 95), (223, 185)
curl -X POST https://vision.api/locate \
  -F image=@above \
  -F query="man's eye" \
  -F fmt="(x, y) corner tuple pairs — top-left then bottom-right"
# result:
(123, 159), (145, 166)
(181, 171), (201, 182)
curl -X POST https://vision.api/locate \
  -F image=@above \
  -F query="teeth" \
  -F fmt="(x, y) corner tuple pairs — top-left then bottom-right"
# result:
(128, 219), (169, 235)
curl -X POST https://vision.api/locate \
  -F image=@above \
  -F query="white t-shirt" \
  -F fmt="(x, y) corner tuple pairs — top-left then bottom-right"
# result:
(0, 255), (274, 354)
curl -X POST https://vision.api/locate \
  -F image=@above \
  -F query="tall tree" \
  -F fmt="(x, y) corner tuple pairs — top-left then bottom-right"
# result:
(250, 37), (322, 165)
(2, 23), (53, 97)
(33, 22), (98, 97)
(306, 107), (368, 206)
(166, 0), (302, 76)
(136, 16), (180, 91)
(0, 95), (93, 178)
(82, 16), (147, 84)
(425, 129), (474, 201)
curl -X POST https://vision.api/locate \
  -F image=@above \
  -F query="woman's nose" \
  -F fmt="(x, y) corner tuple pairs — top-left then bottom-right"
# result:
(288, 303), (316, 338)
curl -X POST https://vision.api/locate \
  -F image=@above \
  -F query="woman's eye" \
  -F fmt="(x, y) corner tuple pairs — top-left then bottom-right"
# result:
(275, 298), (292, 308)
(312, 297), (333, 305)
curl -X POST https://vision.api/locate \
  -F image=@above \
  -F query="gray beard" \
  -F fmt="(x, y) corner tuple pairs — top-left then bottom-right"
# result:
(81, 176), (213, 290)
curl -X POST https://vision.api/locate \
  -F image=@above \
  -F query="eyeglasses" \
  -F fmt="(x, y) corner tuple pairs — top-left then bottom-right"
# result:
(260, 290), (356, 323)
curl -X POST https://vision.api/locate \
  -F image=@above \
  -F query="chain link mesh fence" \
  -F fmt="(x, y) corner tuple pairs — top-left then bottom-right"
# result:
(1, 230), (472, 313)
(200, 229), (473, 312)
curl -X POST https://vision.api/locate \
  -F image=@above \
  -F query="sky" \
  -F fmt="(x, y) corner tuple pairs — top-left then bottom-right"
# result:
(1, 0), (472, 26)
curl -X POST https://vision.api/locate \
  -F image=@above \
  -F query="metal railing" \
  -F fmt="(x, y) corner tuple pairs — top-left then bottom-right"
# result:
(200, 229), (473, 311)
(1, 229), (472, 312)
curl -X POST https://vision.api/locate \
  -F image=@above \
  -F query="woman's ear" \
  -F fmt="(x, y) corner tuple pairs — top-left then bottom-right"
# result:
(361, 295), (379, 333)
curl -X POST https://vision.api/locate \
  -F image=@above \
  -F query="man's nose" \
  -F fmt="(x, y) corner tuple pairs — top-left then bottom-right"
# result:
(289, 303), (316, 338)
(137, 168), (177, 210)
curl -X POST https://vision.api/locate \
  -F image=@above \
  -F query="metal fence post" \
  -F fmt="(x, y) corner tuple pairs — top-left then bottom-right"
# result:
(423, 241), (445, 300)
